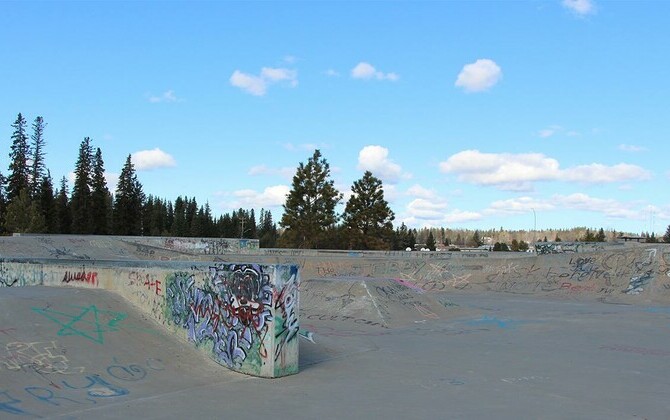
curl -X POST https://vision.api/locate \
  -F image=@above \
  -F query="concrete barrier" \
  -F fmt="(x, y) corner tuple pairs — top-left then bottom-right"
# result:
(0, 257), (299, 378)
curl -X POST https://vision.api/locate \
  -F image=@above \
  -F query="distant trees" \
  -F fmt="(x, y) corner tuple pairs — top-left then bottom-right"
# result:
(664, 225), (670, 243)
(280, 149), (342, 248)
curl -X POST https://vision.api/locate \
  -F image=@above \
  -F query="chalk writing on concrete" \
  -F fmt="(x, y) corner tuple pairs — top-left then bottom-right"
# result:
(0, 341), (84, 375)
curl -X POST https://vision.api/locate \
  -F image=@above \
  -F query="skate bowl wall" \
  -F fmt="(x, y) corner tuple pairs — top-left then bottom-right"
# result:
(0, 256), (300, 378)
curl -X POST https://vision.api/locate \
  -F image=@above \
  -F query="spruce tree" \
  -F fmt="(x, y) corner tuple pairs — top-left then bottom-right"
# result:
(280, 149), (341, 248)
(55, 176), (72, 233)
(30, 116), (47, 198)
(426, 231), (436, 251)
(342, 171), (395, 250)
(90, 148), (110, 234)
(113, 155), (145, 235)
(38, 171), (57, 233)
(663, 225), (670, 243)
(7, 113), (31, 203)
(71, 137), (93, 233)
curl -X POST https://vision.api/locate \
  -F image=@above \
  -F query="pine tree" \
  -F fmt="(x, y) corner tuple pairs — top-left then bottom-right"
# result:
(426, 231), (436, 251)
(55, 176), (72, 233)
(38, 171), (57, 233)
(663, 225), (670, 243)
(90, 148), (110, 234)
(113, 155), (145, 235)
(280, 150), (342, 248)
(596, 228), (606, 242)
(71, 137), (93, 233)
(171, 196), (186, 236)
(30, 116), (47, 198)
(258, 209), (278, 248)
(342, 171), (395, 250)
(7, 113), (31, 203)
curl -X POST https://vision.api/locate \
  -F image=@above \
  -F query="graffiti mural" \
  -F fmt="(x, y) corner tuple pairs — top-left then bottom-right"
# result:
(166, 264), (299, 374)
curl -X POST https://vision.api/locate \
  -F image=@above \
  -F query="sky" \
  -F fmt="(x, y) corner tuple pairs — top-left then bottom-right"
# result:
(1, 0), (669, 235)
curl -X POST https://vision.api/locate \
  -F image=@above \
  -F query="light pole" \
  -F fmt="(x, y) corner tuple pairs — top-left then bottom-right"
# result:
(531, 208), (536, 242)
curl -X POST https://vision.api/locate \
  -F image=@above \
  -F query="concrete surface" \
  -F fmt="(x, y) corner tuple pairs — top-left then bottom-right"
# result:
(1, 235), (670, 418)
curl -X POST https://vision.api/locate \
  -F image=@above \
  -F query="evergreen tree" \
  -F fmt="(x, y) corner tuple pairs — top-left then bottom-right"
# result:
(663, 225), (670, 243)
(7, 113), (31, 203)
(30, 116), (47, 198)
(342, 171), (395, 250)
(71, 137), (93, 233)
(113, 155), (145, 235)
(258, 209), (278, 248)
(38, 171), (57, 233)
(90, 148), (110, 234)
(426, 231), (436, 251)
(171, 196), (186, 236)
(596, 228), (606, 242)
(279, 150), (341, 248)
(55, 176), (72, 233)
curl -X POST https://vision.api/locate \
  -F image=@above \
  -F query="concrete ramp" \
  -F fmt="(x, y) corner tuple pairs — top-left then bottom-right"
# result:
(0, 286), (236, 418)
(300, 277), (468, 329)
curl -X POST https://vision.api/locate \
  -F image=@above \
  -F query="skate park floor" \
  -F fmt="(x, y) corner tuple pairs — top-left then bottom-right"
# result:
(1, 285), (669, 419)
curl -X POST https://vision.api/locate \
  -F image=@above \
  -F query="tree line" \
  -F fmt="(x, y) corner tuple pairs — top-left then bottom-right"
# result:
(2, 113), (668, 249)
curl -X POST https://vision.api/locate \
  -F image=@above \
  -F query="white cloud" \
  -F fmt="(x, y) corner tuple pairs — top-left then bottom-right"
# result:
(439, 150), (650, 189)
(230, 67), (297, 96)
(357, 145), (408, 184)
(131, 148), (177, 170)
(562, 0), (596, 16)
(248, 165), (294, 179)
(230, 185), (290, 208)
(230, 71), (266, 96)
(553, 193), (639, 219)
(618, 144), (648, 153)
(260, 67), (298, 86)
(351, 62), (399, 81)
(455, 59), (502, 93)
(561, 163), (651, 183)
(486, 196), (555, 215)
(406, 184), (437, 200)
(324, 69), (340, 77)
(406, 198), (449, 220)
(538, 125), (563, 138)
(148, 90), (179, 103)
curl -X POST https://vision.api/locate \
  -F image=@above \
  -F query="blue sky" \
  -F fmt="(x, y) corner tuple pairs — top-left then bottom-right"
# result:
(1, 1), (668, 234)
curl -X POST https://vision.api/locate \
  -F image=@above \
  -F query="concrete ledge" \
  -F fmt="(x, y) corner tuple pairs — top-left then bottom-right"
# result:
(0, 258), (300, 378)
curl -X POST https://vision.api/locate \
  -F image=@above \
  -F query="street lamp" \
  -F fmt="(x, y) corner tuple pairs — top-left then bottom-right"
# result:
(531, 208), (536, 242)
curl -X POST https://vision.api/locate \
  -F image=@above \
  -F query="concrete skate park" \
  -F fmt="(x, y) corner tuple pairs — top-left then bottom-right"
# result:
(1, 235), (669, 419)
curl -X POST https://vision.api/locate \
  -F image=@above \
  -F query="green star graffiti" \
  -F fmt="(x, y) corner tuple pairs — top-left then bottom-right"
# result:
(32, 305), (128, 344)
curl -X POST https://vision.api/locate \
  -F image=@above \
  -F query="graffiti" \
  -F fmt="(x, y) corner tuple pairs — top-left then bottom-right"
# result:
(0, 358), (163, 416)
(0, 341), (84, 375)
(32, 305), (128, 344)
(166, 264), (274, 369)
(374, 283), (439, 319)
(45, 247), (91, 260)
(0, 262), (43, 287)
(134, 245), (155, 257)
(62, 270), (98, 286)
(623, 270), (654, 295)
(274, 269), (300, 361)
(599, 344), (670, 356)
(128, 271), (162, 295)
(0, 328), (17, 336)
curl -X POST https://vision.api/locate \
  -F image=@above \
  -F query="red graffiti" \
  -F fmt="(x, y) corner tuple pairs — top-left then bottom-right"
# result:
(144, 279), (162, 295)
(62, 271), (98, 286)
